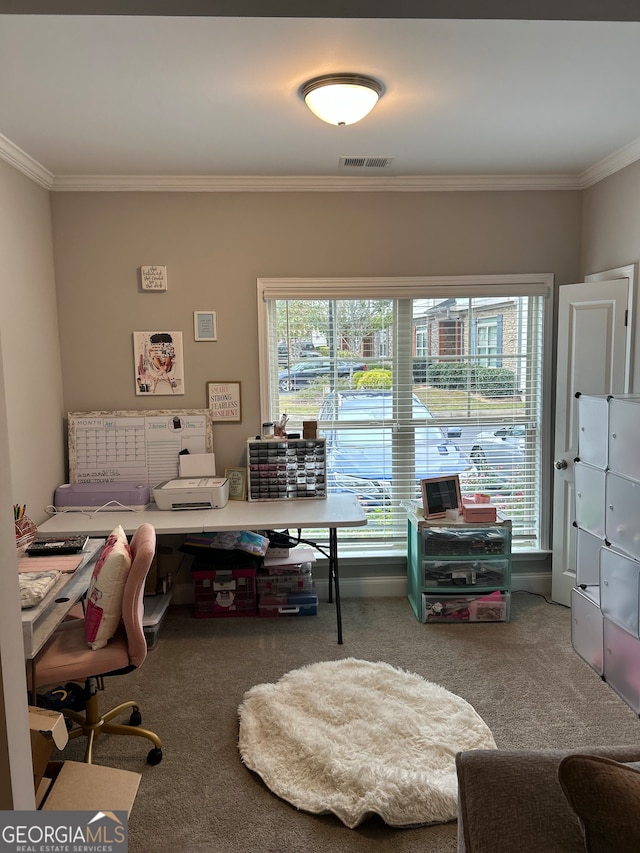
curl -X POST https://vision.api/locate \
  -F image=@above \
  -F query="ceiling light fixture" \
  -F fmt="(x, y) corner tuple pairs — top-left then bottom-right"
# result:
(301, 74), (384, 126)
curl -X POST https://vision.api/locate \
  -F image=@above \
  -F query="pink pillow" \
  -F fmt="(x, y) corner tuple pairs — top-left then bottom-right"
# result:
(84, 526), (132, 650)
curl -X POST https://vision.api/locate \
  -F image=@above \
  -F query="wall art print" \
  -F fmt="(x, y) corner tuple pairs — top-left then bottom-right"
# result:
(134, 331), (184, 395)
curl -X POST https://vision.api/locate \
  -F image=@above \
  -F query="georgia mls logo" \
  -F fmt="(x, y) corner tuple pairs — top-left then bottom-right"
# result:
(87, 810), (126, 840)
(0, 809), (129, 852)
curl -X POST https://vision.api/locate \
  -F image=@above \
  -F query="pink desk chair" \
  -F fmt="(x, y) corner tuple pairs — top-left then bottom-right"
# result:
(31, 523), (163, 765)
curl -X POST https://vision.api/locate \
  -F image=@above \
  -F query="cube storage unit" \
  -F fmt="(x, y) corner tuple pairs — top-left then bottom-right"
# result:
(603, 618), (640, 715)
(247, 438), (326, 501)
(572, 393), (640, 714)
(407, 511), (512, 624)
(605, 471), (640, 561)
(574, 462), (606, 539)
(576, 527), (605, 589)
(608, 395), (640, 481)
(571, 586), (603, 676)
(600, 547), (640, 638)
(192, 567), (257, 618)
(576, 394), (610, 469)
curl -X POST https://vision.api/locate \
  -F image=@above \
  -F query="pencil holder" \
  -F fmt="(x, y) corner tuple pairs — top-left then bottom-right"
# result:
(15, 515), (37, 555)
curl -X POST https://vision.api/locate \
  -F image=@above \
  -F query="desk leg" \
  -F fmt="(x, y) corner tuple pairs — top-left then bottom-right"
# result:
(29, 660), (38, 706)
(329, 527), (343, 644)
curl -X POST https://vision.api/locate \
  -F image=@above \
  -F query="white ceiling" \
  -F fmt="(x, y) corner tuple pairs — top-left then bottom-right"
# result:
(3, 14), (640, 190)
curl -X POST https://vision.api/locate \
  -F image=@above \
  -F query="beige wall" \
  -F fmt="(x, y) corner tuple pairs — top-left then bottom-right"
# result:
(0, 159), (61, 808)
(582, 160), (640, 390)
(51, 189), (582, 475)
(1, 161), (66, 524)
(582, 160), (640, 277)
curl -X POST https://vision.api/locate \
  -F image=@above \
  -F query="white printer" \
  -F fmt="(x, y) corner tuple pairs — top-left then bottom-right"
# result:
(153, 477), (229, 510)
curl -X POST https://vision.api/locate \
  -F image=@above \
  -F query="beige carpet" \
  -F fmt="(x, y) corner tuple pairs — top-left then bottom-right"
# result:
(51, 592), (640, 853)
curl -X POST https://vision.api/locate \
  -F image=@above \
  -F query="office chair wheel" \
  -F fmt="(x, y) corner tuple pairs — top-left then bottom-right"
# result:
(129, 709), (142, 726)
(147, 747), (163, 765)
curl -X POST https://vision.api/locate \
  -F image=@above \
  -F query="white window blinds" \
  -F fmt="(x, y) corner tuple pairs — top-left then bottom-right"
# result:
(258, 275), (553, 552)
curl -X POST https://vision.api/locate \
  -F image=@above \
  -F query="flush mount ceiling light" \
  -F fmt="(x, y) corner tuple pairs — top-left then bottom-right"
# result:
(301, 74), (384, 126)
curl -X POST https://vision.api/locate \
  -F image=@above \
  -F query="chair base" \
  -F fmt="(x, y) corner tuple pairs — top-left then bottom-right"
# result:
(63, 678), (163, 765)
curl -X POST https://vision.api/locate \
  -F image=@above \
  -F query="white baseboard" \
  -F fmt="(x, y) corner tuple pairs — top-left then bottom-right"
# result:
(171, 572), (552, 605)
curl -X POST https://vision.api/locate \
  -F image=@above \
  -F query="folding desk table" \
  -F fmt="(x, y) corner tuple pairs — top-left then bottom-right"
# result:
(37, 494), (367, 643)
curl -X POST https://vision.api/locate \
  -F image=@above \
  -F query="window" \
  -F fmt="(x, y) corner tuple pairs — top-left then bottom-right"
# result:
(415, 325), (428, 357)
(473, 315), (503, 368)
(258, 276), (553, 554)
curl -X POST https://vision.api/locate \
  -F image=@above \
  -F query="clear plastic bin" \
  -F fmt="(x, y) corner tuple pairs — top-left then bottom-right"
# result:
(600, 547), (640, 638)
(603, 618), (640, 714)
(605, 472), (640, 562)
(421, 591), (509, 623)
(571, 586), (603, 675)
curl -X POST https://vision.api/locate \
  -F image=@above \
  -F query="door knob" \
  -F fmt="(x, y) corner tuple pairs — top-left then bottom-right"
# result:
(554, 459), (568, 470)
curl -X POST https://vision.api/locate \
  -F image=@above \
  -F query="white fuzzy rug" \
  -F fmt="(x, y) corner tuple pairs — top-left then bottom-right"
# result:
(238, 658), (496, 828)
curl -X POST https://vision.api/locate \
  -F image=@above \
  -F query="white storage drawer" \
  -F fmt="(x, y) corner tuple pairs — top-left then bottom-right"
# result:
(576, 527), (605, 589)
(571, 587), (603, 676)
(600, 547), (640, 638)
(574, 462), (607, 538)
(603, 617), (640, 715)
(577, 394), (609, 470)
(608, 396), (640, 481)
(605, 471), (640, 561)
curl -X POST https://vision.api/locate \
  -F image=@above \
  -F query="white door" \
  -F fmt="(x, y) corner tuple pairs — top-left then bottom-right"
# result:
(552, 277), (632, 605)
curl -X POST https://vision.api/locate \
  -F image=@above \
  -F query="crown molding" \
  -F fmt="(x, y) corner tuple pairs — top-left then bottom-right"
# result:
(579, 136), (640, 188)
(5, 125), (638, 194)
(49, 173), (583, 192)
(0, 132), (53, 189)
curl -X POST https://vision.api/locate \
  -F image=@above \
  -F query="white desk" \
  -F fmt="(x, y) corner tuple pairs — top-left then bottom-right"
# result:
(38, 494), (367, 643)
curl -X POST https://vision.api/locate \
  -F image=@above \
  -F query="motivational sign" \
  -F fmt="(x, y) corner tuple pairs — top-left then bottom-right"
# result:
(207, 382), (242, 422)
(140, 265), (168, 291)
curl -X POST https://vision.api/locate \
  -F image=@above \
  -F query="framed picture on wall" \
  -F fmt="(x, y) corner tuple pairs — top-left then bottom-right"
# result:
(207, 381), (242, 422)
(134, 331), (184, 395)
(421, 475), (462, 519)
(194, 311), (217, 341)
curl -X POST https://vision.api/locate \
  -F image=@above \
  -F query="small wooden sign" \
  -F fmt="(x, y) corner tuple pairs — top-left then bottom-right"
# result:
(140, 265), (168, 291)
(225, 467), (247, 500)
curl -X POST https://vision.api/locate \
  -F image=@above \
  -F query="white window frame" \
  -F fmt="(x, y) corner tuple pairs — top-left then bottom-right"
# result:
(415, 325), (429, 357)
(257, 274), (554, 553)
(476, 315), (499, 366)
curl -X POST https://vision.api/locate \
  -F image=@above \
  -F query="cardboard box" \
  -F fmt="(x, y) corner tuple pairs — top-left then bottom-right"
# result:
(41, 761), (141, 814)
(29, 706), (69, 793)
(29, 707), (141, 814)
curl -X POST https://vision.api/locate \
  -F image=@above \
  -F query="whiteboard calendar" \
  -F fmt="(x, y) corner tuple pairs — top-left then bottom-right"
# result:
(68, 410), (213, 488)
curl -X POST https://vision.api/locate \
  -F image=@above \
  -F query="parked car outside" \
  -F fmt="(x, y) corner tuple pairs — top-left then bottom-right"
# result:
(277, 341), (322, 363)
(278, 360), (367, 391)
(470, 424), (525, 481)
(318, 390), (468, 502)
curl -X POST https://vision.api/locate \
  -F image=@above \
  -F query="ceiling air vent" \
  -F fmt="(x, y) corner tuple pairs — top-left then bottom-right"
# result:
(339, 156), (393, 169)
